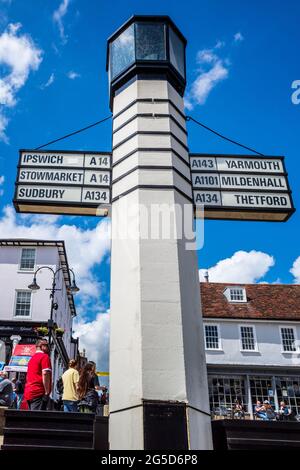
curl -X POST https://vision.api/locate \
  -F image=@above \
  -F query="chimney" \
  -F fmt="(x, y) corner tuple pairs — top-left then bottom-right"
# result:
(204, 270), (209, 283)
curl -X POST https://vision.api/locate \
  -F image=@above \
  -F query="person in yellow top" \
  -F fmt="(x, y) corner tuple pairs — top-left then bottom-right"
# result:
(62, 359), (79, 412)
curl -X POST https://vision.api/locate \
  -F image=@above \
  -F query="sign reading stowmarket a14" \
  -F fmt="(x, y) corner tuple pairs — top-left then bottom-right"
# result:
(190, 154), (295, 221)
(14, 150), (111, 216)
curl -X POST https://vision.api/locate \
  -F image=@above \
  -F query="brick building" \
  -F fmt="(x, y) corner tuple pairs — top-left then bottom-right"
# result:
(200, 282), (300, 419)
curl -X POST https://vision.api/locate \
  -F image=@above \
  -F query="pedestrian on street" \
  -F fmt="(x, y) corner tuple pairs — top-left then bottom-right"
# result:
(77, 362), (100, 413)
(0, 371), (14, 407)
(62, 359), (79, 412)
(24, 338), (52, 411)
(15, 377), (24, 410)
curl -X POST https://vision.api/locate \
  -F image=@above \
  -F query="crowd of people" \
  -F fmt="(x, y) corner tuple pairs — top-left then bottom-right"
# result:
(229, 398), (294, 421)
(0, 338), (108, 414)
(254, 400), (292, 421)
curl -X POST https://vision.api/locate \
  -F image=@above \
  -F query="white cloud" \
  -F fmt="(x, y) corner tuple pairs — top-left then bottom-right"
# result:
(196, 48), (219, 64)
(185, 32), (243, 110)
(73, 312), (110, 371)
(40, 72), (55, 89)
(189, 60), (229, 106)
(199, 250), (275, 283)
(290, 257), (300, 283)
(67, 70), (80, 80)
(185, 42), (229, 109)
(0, 174), (4, 196)
(0, 22), (42, 141)
(0, 114), (8, 143)
(53, 0), (71, 44)
(234, 32), (244, 42)
(215, 40), (225, 49)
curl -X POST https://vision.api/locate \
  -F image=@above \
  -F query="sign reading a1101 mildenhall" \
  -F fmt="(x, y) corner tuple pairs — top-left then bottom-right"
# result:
(190, 154), (295, 221)
(14, 150), (111, 216)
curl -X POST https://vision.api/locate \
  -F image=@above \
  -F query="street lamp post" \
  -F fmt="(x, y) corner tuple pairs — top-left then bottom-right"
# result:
(28, 266), (79, 347)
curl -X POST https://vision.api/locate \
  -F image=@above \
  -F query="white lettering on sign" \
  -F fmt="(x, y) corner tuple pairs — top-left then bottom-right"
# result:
(190, 156), (217, 171)
(18, 168), (111, 187)
(190, 155), (284, 174)
(192, 174), (220, 188)
(17, 185), (81, 202)
(193, 191), (221, 206)
(85, 154), (111, 168)
(20, 151), (111, 169)
(192, 173), (287, 191)
(15, 149), (112, 213)
(84, 170), (111, 186)
(16, 185), (111, 205)
(217, 157), (284, 173)
(21, 152), (84, 167)
(193, 190), (292, 209)
(19, 169), (84, 184)
(82, 188), (110, 203)
(222, 192), (292, 209)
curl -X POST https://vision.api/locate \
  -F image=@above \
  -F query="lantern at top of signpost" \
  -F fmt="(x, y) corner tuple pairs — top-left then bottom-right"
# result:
(106, 15), (187, 109)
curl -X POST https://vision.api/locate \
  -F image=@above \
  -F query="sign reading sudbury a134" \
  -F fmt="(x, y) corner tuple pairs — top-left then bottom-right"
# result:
(14, 150), (111, 216)
(190, 154), (294, 221)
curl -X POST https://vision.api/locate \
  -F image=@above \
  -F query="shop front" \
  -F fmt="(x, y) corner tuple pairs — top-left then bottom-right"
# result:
(0, 320), (47, 366)
(208, 370), (300, 419)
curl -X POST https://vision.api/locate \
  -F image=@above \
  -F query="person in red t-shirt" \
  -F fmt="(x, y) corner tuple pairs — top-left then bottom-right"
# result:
(24, 338), (52, 411)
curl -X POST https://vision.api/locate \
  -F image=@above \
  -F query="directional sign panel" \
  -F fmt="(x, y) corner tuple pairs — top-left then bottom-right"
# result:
(191, 154), (295, 221)
(14, 150), (111, 216)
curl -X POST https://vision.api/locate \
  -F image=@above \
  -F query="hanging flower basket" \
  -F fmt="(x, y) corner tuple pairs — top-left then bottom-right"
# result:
(55, 328), (65, 337)
(35, 326), (49, 336)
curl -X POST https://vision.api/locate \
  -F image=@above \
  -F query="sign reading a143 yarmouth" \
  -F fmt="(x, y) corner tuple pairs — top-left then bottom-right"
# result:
(14, 150), (111, 216)
(190, 154), (295, 221)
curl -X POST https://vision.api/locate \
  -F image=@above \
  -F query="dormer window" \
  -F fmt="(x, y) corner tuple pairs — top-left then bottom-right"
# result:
(224, 287), (247, 303)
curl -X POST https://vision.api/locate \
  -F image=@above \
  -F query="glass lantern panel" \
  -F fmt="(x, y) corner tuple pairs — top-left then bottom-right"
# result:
(135, 23), (166, 61)
(110, 24), (135, 79)
(169, 27), (185, 78)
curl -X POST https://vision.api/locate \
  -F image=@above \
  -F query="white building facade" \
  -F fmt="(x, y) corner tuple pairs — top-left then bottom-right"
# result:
(0, 239), (78, 394)
(201, 282), (300, 418)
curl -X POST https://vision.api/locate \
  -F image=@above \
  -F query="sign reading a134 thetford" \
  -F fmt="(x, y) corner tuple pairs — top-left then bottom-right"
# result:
(14, 150), (111, 216)
(190, 154), (294, 222)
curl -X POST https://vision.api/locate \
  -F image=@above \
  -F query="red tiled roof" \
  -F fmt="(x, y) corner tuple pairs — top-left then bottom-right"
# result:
(200, 282), (300, 321)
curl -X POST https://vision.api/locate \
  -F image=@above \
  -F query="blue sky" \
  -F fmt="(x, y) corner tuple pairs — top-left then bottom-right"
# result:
(0, 0), (299, 370)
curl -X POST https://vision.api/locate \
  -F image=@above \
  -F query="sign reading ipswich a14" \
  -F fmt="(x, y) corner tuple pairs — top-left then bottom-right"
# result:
(190, 154), (295, 221)
(14, 150), (111, 216)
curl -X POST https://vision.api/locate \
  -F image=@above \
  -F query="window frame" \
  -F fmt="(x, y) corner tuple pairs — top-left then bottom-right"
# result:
(134, 22), (167, 62)
(19, 248), (36, 272)
(279, 325), (298, 353)
(223, 287), (247, 303)
(204, 323), (222, 351)
(14, 290), (32, 319)
(239, 324), (258, 352)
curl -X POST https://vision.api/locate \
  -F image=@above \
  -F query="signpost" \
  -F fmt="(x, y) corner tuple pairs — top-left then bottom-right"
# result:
(15, 150), (294, 222)
(11, 15), (297, 451)
(14, 150), (111, 216)
(190, 154), (294, 221)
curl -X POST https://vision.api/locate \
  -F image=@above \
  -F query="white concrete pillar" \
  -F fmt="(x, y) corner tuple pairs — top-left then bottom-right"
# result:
(109, 78), (212, 450)
(10, 335), (21, 354)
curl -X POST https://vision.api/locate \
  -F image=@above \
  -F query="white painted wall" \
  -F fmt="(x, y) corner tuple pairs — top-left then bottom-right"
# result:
(0, 244), (74, 361)
(204, 319), (300, 368)
(109, 79), (212, 450)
